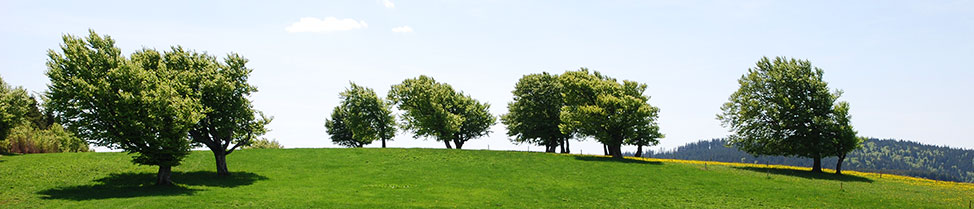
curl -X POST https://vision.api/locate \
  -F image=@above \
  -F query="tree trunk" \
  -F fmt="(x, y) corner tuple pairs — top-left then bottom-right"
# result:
(603, 144), (609, 155)
(214, 152), (230, 176)
(381, 139), (386, 148)
(453, 139), (464, 149)
(156, 165), (173, 186)
(443, 140), (453, 149)
(634, 145), (643, 157)
(835, 154), (846, 175)
(609, 143), (623, 159)
(559, 139), (566, 153)
(562, 139), (570, 154)
(811, 156), (822, 172)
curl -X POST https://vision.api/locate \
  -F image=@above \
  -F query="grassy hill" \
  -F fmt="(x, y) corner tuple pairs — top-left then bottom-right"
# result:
(1, 148), (972, 208)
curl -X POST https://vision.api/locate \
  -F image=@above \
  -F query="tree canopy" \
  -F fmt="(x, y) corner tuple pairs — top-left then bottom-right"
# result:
(325, 83), (396, 148)
(173, 47), (271, 176)
(559, 68), (663, 158)
(0, 76), (32, 141)
(45, 30), (205, 185)
(718, 56), (859, 173)
(388, 76), (495, 149)
(501, 72), (572, 153)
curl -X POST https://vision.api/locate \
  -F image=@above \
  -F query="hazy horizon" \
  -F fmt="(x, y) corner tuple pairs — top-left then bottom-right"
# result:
(2, 0), (972, 154)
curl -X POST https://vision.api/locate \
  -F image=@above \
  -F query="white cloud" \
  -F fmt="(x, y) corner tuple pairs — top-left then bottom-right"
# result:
(391, 26), (413, 33)
(382, 0), (395, 8)
(285, 17), (368, 33)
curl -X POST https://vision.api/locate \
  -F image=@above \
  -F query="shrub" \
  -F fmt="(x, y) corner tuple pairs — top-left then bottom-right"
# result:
(245, 138), (283, 149)
(2, 124), (89, 154)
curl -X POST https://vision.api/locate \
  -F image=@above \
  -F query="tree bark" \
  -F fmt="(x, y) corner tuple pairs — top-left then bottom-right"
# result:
(381, 139), (386, 148)
(811, 156), (823, 172)
(214, 151), (230, 176)
(608, 143), (623, 159)
(634, 145), (643, 157)
(443, 140), (452, 149)
(454, 139), (464, 149)
(603, 144), (609, 155)
(562, 139), (570, 154)
(559, 139), (566, 153)
(157, 165), (173, 186)
(835, 154), (846, 175)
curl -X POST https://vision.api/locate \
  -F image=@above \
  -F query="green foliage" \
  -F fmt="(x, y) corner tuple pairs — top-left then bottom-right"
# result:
(718, 56), (859, 171)
(45, 30), (204, 171)
(0, 75), (33, 141)
(325, 83), (396, 148)
(245, 138), (283, 149)
(388, 76), (495, 149)
(1, 149), (971, 208)
(501, 72), (570, 152)
(3, 123), (89, 153)
(182, 49), (269, 152)
(0, 74), (89, 154)
(325, 106), (358, 147)
(559, 68), (663, 158)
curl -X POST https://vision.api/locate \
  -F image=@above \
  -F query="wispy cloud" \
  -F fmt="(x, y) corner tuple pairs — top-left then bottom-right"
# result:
(391, 26), (413, 33)
(285, 17), (368, 33)
(382, 0), (395, 8)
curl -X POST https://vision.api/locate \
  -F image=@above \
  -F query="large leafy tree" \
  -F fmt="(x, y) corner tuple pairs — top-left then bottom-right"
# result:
(559, 69), (663, 158)
(718, 56), (859, 173)
(45, 30), (205, 185)
(388, 76), (495, 149)
(325, 83), (396, 148)
(172, 47), (270, 176)
(502, 72), (572, 153)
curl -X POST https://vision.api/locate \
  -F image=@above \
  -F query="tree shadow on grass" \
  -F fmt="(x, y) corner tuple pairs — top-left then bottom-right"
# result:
(38, 171), (267, 200)
(733, 166), (873, 183)
(574, 156), (662, 165)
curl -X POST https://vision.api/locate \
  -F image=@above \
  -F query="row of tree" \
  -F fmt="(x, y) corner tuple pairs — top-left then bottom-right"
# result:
(12, 30), (863, 186)
(43, 30), (270, 185)
(324, 69), (665, 159)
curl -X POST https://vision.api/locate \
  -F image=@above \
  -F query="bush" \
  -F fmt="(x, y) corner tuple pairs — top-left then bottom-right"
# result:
(2, 124), (89, 154)
(245, 138), (283, 149)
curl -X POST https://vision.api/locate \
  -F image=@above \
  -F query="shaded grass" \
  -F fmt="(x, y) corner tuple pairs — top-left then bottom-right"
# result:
(38, 171), (266, 200)
(573, 155), (662, 164)
(733, 166), (873, 183)
(1, 148), (973, 208)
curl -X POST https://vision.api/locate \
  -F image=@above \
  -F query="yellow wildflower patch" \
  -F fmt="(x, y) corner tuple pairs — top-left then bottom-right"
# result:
(564, 153), (974, 190)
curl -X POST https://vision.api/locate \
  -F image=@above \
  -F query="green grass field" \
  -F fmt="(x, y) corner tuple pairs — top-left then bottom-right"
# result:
(1, 148), (972, 208)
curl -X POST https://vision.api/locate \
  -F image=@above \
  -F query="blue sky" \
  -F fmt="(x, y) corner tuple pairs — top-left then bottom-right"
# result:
(2, 0), (972, 153)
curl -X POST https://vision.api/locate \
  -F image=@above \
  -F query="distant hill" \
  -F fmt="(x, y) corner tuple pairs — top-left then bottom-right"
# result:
(641, 138), (974, 183)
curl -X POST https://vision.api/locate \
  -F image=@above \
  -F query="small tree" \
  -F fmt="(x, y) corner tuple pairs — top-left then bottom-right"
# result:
(45, 31), (204, 185)
(388, 76), (495, 149)
(559, 69), (662, 158)
(325, 106), (362, 147)
(718, 56), (860, 172)
(245, 138), (283, 149)
(0, 76), (32, 141)
(829, 102), (860, 174)
(172, 47), (270, 177)
(325, 83), (396, 148)
(451, 95), (495, 149)
(502, 72), (571, 153)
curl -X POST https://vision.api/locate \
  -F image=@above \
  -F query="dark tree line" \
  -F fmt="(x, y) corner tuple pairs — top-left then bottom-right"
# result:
(643, 138), (974, 183)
